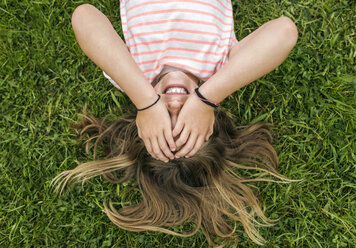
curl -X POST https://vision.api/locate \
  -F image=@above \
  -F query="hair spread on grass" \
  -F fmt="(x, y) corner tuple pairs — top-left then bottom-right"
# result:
(51, 110), (289, 247)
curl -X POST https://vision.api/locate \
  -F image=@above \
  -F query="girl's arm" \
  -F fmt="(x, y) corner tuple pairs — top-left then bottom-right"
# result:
(173, 16), (298, 158)
(71, 4), (175, 162)
(199, 16), (298, 104)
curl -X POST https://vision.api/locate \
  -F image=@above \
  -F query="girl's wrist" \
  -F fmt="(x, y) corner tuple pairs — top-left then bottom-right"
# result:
(197, 84), (223, 107)
(191, 92), (215, 112)
(134, 92), (159, 110)
(199, 71), (234, 104)
(194, 88), (219, 108)
(136, 94), (161, 111)
(126, 83), (158, 110)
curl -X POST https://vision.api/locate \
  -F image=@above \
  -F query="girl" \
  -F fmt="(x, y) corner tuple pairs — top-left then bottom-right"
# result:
(52, 1), (298, 246)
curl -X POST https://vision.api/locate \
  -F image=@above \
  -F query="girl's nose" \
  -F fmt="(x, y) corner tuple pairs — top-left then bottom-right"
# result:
(167, 100), (184, 129)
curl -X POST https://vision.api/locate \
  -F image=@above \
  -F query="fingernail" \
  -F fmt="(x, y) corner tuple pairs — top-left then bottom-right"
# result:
(171, 147), (176, 151)
(175, 156), (180, 159)
(185, 156), (189, 158)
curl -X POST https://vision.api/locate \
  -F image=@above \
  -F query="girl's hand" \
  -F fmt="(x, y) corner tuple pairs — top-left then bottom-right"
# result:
(172, 94), (215, 158)
(136, 100), (176, 162)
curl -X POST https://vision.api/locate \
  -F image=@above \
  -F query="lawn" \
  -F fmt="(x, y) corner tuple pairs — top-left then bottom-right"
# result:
(1, 0), (355, 247)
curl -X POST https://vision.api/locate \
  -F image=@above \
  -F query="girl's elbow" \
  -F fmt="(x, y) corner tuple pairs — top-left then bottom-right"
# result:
(277, 16), (299, 48)
(71, 4), (95, 29)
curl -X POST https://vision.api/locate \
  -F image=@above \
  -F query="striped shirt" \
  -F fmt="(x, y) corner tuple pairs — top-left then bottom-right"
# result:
(104, 0), (238, 90)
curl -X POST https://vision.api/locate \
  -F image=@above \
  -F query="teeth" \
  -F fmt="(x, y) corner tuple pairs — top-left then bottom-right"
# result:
(165, 87), (187, 94)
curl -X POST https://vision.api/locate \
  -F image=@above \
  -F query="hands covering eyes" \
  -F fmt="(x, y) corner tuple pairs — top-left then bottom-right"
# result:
(136, 94), (215, 162)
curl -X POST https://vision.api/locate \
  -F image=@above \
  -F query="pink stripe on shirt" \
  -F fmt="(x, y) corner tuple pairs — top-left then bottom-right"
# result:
(128, 38), (232, 49)
(131, 47), (229, 57)
(136, 56), (225, 66)
(127, 0), (232, 18)
(143, 62), (215, 74)
(125, 19), (233, 34)
(126, 28), (233, 42)
(127, 9), (232, 26)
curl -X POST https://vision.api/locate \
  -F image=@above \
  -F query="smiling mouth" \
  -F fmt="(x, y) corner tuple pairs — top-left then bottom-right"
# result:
(163, 84), (189, 95)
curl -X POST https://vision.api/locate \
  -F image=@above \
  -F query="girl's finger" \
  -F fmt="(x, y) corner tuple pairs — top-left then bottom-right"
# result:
(175, 133), (197, 158)
(175, 127), (190, 148)
(186, 136), (205, 157)
(158, 133), (174, 160)
(172, 119), (184, 137)
(142, 138), (154, 158)
(151, 137), (169, 162)
(164, 128), (176, 152)
(137, 129), (141, 138)
(205, 128), (213, 141)
(205, 132), (212, 141)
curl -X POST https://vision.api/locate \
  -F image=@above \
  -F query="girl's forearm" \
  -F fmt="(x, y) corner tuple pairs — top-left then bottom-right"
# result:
(71, 4), (157, 109)
(199, 17), (298, 104)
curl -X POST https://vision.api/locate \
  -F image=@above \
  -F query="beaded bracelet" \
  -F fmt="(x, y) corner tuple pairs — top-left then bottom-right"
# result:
(194, 88), (219, 108)
(137, 94), (161, 111)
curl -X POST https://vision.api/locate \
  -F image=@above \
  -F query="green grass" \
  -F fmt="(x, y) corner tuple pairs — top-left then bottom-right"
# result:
(1, 0), (355, 247)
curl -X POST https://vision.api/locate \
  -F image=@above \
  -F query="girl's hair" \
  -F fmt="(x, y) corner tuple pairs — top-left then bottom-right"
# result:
(51, 110), (288, 247)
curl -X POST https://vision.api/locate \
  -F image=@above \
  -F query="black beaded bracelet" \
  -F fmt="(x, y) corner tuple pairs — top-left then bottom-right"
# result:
(137, 94), (161, 111)
(194, 88), (219, 108)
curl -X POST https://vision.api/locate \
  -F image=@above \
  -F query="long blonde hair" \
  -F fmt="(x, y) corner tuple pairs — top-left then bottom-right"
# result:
(51, 110), (288, 247)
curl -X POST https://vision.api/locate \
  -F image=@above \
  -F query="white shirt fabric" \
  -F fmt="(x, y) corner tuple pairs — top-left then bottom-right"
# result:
(103, 0), (238, 90)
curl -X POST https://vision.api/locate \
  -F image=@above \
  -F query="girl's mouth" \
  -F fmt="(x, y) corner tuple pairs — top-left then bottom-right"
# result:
(163, 84), (189, 95)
